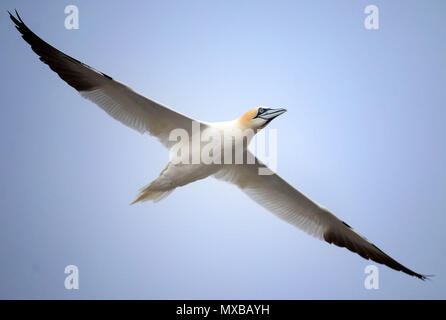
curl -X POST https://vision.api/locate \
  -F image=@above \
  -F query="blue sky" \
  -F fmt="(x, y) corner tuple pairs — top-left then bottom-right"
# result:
(0, 0), (445, 299)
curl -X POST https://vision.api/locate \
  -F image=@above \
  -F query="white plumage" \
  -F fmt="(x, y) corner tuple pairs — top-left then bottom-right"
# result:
(9, 10), (428, 280)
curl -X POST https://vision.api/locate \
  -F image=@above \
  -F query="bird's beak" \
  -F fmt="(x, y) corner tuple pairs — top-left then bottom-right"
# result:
(259, 108), (287, 120)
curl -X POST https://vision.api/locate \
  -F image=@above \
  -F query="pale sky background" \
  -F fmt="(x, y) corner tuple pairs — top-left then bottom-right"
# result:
(0, 0), (445, 299)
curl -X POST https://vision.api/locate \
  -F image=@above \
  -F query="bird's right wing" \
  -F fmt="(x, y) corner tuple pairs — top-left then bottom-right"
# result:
(214, 152), (427, 279)
(9, 10), (201, 148)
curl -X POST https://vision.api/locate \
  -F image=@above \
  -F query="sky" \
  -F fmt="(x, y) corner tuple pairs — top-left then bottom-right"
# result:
(0, 0), (445, 299)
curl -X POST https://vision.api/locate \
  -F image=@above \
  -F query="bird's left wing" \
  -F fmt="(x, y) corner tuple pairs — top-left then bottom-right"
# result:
(214, 152), (427, 280)
(9, 10), (200, 148)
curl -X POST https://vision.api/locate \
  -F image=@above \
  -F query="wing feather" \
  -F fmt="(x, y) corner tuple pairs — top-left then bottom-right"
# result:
(9, 10), (200, 147)
(215, 152), (428, 280)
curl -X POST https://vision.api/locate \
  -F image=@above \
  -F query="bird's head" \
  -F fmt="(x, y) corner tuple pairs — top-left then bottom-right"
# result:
(237, 106), (287, 130)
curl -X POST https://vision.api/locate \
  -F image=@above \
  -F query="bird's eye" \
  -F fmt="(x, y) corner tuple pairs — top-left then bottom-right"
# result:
(258, 108), (264, 114)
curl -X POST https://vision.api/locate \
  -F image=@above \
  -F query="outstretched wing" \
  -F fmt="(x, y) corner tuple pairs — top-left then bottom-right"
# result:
(9, 10), (200, 148)
(214, 152), (427, 280)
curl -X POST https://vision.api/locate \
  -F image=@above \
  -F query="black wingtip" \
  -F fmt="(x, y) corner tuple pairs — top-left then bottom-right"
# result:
(8, 9), (23, 25)
(14, 9), (23, 22)
(8, 9), (20, 26)
(420, 274), (434, 281)
(409, 270), (433, 281)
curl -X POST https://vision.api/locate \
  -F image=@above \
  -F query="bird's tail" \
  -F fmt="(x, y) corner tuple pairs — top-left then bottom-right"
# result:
(130, 183), (174, 205)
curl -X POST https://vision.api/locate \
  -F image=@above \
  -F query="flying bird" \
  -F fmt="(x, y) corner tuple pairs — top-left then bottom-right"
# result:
(9, 10), (428, 280)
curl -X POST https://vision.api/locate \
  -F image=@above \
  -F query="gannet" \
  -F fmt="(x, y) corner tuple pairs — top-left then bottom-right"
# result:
(9, 11), (428, 280)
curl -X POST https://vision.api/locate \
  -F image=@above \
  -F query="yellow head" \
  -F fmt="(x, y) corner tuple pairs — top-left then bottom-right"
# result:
(237, 106), (287, 130)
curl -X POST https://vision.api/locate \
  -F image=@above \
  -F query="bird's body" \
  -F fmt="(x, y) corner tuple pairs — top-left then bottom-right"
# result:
(9, 10), (428, 280)
(132, 114), (269, 203)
